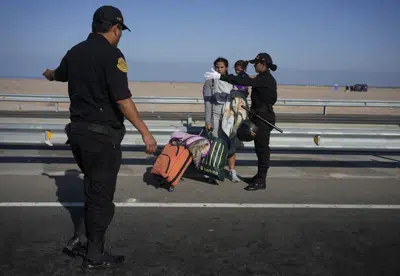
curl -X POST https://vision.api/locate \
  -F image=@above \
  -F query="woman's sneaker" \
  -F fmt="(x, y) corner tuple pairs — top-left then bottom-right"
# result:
(229, 170), (240, 183)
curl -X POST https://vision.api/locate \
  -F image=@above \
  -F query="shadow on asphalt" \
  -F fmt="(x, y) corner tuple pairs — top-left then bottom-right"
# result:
(2, 155), (399, 168)
(142, 165), (222, 192)
(42, 170), (85, 242)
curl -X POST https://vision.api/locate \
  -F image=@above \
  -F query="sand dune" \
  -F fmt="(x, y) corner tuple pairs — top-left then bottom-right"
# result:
(0, 78), (399, 115)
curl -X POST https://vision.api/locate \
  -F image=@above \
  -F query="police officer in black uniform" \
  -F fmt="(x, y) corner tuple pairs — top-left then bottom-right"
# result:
(43, 5), (157, 270)
(204, 53), (277, 191)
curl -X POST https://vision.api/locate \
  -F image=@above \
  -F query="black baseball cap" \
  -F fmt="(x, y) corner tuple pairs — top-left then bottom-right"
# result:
(248, 53), (273, 65)
(93, 5), (131, 32)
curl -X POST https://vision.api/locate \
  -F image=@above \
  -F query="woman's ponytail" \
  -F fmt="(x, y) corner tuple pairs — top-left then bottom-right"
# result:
(269, 63), (277, 71)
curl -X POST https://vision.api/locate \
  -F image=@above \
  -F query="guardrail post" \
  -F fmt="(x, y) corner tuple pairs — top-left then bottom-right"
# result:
(323, 106), (327, 115)
(187, 116), (193, 126)
(45, 130), (54, 146)
(151, 103), (155, 113)
(55, 102), (59, 112)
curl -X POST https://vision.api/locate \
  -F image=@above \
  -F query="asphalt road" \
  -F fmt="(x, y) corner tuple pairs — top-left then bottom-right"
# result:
(0, 150), (399, 275)
(1, 207), (400, 276)
(1, 110), (399, 124)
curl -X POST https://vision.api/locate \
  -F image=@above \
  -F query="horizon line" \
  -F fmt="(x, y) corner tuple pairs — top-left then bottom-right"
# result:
(1, 76), (399, 89)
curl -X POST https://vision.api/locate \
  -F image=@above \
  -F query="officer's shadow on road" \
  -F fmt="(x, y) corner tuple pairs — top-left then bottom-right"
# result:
(42, 169), (85, 236)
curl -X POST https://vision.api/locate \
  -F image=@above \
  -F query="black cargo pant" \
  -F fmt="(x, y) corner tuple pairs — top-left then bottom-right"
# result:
(252, 112), (274, 178)
(66, 122), (124, 260)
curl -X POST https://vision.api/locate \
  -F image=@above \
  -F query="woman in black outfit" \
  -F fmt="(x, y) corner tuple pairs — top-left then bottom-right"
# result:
(204, 52), (278, 191)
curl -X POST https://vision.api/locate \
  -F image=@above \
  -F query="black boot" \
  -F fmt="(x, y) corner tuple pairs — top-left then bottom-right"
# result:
(244, 174), (258, 184)
(62, 235), (87, 258)
(244, 174), (266, 191)
(82, 239), (125, 271)
(82, 253), (126, 271)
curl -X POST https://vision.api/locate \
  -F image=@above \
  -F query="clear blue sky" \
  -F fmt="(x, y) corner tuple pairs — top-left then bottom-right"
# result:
(1, 0), (399, 86)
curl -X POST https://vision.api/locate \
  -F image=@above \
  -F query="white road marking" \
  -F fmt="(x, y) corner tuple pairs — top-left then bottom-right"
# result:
(0, 202), (400, 209)
(0, 170), (398, 179)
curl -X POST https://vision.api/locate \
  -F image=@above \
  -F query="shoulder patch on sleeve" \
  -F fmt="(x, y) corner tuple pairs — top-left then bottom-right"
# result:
(117, 57), (128, 73)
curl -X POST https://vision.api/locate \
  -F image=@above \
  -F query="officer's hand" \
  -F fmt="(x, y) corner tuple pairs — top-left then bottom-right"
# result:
(204, 68), (221, 80)
(143, 133), (157, 154)
(43, 69), (55, 81)
(250, 131), (256, 137)
(205, 123), (212, 130)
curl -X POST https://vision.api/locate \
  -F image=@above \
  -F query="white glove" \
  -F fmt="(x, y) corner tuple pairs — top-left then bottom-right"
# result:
(204, 68), (221, 80)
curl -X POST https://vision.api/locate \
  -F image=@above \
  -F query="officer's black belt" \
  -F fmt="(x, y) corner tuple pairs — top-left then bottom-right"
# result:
(251, 104), (274, 113)
(71, 121), (124, 136)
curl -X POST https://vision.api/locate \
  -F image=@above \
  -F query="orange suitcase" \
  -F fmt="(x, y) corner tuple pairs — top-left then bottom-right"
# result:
(151, 142), (192, 192)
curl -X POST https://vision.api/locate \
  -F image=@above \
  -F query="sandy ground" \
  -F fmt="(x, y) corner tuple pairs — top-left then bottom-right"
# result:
(1, 78), (399, 115)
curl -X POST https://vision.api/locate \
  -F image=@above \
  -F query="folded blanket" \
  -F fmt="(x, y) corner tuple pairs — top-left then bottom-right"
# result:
(221, 93), (249, 139)
(170, 131), (211, 169)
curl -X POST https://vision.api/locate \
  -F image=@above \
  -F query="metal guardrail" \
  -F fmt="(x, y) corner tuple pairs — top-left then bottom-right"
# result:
(1, 94), (399, 150)
(1, 123), (400, 151)
(2, 111), (400, 125)
(2, 94), (400, 114)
